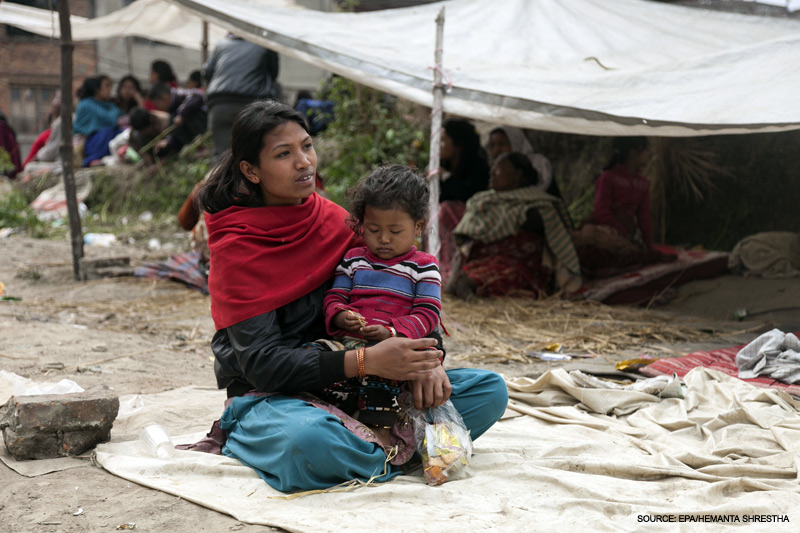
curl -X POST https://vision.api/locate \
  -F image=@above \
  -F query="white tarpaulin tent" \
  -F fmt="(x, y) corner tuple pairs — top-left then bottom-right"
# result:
(167, 0), (800, 136)
(0, 0), (298, 52)
(0, 2), (88, 34)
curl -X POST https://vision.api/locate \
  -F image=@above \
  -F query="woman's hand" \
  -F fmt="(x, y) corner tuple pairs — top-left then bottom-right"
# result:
(361, 324), (390, 342)
(410, 364), (451, 410)
(362, 337), (442, 381)
(332, 310), (365, 333)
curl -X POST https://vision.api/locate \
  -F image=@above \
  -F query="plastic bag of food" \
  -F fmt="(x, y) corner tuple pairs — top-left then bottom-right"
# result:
(410, 400), (473, 485)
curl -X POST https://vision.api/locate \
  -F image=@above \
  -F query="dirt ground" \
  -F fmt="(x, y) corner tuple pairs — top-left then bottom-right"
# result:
(1, 233), (799, 532)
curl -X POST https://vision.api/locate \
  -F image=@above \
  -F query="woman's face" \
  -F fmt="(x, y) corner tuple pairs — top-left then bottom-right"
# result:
(629, 146), (652, 171)
(241, 121), (317, 206)
(489, 157), (522, 192)
(118, 80), (137, 100)
(488, 131), (512, 160)
(440, 132), (456, 162)
(97, 78), (113, 101)
(149, 69), (159, 84)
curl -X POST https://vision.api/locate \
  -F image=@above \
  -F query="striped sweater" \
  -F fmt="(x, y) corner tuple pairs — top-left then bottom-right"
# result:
(324, 246), (441, 339)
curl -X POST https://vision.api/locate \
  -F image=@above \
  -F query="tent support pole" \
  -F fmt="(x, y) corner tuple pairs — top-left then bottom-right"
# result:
(58, 0), (83, 280)
(425, 6), (445, 259)
(202, 21), (209, 63)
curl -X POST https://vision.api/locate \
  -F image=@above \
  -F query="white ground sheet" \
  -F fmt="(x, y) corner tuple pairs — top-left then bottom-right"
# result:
(87, 368), (800, 531)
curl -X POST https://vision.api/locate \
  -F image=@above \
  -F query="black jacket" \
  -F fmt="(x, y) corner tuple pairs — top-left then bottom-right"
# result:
(212, 283), (445, 398)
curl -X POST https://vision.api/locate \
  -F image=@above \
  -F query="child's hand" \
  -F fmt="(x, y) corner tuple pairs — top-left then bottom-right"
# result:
(333, 310), (366, 333)
(362, 325), (390, 342)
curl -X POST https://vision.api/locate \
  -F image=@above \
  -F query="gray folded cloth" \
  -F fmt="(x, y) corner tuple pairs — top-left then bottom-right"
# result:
(736, 328), (800, 384)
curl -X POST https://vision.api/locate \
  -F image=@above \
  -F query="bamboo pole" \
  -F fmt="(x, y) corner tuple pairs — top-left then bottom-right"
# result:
(425, 7), (445, 258)
(202, 21), (209, 63)
(57, 0), (83, 280)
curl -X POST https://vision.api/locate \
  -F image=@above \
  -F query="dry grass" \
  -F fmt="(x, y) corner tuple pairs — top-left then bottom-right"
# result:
(2, 276), (762, 367)
(441, 295), (758, 364)
(648, 138), (732, 243)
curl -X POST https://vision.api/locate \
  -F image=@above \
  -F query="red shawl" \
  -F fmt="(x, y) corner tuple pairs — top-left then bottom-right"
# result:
(205, 193), (357, 330)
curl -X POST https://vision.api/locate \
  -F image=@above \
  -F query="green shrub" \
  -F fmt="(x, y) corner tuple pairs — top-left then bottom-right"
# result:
(85, 137), (211, 219)
(0, 188), (46, 237)
(316, 77), (430, 207)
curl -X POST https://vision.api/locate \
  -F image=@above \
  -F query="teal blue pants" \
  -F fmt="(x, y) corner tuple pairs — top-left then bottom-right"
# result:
(219, 368), (508, 492)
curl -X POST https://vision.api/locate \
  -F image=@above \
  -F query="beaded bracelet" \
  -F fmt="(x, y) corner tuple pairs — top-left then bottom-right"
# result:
(357, 346), (367, 379)
(384, 325), (396, 338)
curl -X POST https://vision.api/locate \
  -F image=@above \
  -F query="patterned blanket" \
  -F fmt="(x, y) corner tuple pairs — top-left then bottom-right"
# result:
(640, 339), (800, 397)
(454, 186), (580, 290)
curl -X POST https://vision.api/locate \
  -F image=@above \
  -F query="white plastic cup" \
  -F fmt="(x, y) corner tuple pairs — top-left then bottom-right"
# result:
(140, 424), (175, 459)
(84, 233), (117, 247)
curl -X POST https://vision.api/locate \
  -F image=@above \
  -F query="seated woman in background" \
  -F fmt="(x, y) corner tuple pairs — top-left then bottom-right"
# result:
(447, 152), (581, 300)
(571, 136), (675, 279)
(437, 118), (490, 282)
(149, 59), (178, 88)
(144, 60), (179, 111)
(114, 74), (145, 114)
(487, 125), (562, 199)
(73, 75), (125, 167)
(22, 91), (60, 167)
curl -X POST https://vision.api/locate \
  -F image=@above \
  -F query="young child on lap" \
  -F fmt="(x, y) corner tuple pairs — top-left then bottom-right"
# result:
(322, 165), (442, 429)
(324, 165), (441, 344)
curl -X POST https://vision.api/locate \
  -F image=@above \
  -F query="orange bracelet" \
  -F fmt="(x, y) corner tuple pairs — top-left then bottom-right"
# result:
(357, 347), (367, 379)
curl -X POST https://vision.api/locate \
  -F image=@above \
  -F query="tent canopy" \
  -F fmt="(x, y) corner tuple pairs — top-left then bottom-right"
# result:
(4, 0), (799, 136)
(0, 2), (88, 34)
(166, 0), (800, 136)
(0, 0), (297, 51)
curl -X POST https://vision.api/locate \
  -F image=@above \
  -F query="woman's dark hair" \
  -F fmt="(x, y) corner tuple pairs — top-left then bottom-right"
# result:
(346, 165), (430, 233)
(197, 100), (310, 214)
(76, 75), (108, 100)
(443, 119), (480, 155)
(602, 136), (649, 171)
(129, 107), (152, 131)
(115, 75), (142, 112)
(497, 152), (539, 187)
(188, 70), (203, 88)
(150, 60), (177, 83)
(117, 74), (142, 96)
(442, 118), (487, 174)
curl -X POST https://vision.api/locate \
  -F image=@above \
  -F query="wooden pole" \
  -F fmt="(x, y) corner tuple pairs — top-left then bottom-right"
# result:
(57, 1), (84, 280)
(125, 36), (134, 73)
(426, 6), (445, 258)
(202, 21), (209, 64)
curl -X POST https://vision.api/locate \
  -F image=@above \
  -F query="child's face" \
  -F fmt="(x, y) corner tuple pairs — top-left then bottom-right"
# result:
(362, 206), (423, 261)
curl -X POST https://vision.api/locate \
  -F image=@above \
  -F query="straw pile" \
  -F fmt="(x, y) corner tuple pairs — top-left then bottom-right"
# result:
(441, 295), (756, 364)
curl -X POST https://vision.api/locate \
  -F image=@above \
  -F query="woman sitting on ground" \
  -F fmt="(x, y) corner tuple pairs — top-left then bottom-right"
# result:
(571, 136), (676, 279)
(437, 118), (490, 282)
(447, 152), (581, 300)
(73, 75), (125, 167)
(189, 100), (508, 492)
(487, 125), (562, 199)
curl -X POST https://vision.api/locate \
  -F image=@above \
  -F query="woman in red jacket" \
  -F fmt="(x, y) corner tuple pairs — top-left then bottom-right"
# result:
(573, 137), (674, 278)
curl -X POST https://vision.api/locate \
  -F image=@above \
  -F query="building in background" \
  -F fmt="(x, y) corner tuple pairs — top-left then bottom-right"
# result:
(0, 0), (97, 152)
(0, 0), (334, 160)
